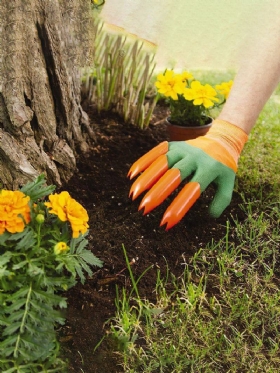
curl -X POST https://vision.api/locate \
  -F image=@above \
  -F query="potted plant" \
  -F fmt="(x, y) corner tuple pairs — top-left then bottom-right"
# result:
(155, 69), (233, 140)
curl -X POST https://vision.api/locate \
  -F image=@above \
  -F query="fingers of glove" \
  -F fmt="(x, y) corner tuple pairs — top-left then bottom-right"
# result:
(171, 157), (198, 181)
(128, 141), (169, 179)
(167, 141), (199, 168)
(190, 166), (219, 193)
(208, 173), (236, 218)
(160, 182), (201, 230)
(129, 155), (169, 200)
(128, 141), (196, 201)
(138, 169), (181, 215)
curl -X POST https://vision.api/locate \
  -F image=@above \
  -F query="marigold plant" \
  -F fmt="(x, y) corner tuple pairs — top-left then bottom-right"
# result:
(0, 175), (103, 372)
(155, 69), (232, 126)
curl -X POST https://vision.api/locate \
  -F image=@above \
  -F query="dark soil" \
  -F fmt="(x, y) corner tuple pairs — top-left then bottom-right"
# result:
(61, 105), (245, 372)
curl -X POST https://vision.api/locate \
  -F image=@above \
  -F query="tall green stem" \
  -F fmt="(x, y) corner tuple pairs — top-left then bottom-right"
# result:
(14, 282), (32, 358)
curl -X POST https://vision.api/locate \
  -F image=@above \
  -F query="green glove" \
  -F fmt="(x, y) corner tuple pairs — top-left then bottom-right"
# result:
(128, 119), (248, 229)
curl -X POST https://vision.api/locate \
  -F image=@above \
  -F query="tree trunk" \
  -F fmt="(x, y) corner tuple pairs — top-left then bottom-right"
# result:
(0, 0), (95, 189)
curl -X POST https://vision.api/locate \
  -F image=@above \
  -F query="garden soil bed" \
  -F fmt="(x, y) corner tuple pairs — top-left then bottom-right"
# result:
(61, 105), (245, 372)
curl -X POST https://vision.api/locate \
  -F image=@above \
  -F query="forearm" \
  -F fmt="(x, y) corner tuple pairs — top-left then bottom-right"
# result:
(218, 5), (280, 134)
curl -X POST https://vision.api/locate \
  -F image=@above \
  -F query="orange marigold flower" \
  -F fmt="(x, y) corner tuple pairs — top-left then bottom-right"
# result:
(0, 190), (31, 234)
(45, 191), (89, 238)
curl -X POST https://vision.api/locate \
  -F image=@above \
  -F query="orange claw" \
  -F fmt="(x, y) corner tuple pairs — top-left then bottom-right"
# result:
(127, 141), (169, 179)
(138, 168), (181, 215)
(160, 181), (201, 230)
(129, 155), (169, 200)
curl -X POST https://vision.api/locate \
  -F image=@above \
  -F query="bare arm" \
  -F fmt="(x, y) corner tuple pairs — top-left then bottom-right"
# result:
(218, 5), (280, 134)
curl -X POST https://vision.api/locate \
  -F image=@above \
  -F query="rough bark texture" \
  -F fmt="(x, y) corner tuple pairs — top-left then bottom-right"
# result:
(0, 0), (95, 189)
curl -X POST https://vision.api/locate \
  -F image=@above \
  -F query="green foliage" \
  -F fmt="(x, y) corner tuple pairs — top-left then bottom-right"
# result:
(20, 174), (56, 201)
(0, 175), (103, 371)
(82, 20), (158, 128)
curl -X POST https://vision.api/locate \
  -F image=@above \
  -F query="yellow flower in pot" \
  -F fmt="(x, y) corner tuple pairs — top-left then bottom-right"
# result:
(155, 69), (232, 140)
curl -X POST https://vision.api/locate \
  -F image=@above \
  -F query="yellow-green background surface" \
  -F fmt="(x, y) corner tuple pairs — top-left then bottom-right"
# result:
(101, 0), (280, 71)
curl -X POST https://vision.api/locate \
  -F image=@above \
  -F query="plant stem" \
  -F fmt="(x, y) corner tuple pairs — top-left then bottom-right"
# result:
(14, 282), (32, 358)
(37, 224), (41, 248)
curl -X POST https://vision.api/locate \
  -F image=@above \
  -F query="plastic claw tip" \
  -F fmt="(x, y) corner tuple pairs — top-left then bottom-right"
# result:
(160, 182), (201, 230)
(129, 155), (169, 200)
(138, 168), (181, 215)
(127, 141), (169, 179)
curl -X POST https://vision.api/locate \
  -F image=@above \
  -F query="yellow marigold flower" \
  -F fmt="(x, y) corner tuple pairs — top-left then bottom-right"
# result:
(155, 70), (186, 100)
(45, 191), (89, 238)
(183, 87), (195, 101)
(215, 80), (233, 99)
(184, 81), (219, 108)
(54, 241), (69, 255)
(0, 190), (31, 234)
(180, 71), (194, 82)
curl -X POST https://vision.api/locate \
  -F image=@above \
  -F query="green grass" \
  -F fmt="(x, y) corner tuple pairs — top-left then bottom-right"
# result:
(238, 98), (280, 196)
(107, 71), (280, 373)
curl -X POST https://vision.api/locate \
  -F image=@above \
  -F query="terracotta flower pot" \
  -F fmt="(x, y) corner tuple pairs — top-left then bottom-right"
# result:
(166, 117), (212, 141)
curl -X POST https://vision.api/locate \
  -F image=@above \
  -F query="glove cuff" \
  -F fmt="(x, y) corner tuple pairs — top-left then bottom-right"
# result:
(206, 119), (248, 163)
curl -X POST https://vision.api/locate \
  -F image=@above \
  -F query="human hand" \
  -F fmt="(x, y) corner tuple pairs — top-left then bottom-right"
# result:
(128, 120), (248, 230)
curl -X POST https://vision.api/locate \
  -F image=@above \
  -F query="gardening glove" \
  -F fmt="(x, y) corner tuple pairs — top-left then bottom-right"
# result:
(128, 119), (248, 230)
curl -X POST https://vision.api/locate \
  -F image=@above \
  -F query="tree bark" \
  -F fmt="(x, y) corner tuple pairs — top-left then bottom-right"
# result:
(0, 0), (95, 189)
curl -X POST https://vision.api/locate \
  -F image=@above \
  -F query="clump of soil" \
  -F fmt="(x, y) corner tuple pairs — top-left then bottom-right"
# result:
(61, 105), (244, 372)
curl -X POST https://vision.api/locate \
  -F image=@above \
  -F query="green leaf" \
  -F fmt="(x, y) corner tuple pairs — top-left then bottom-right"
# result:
(57, 256), (76, 276)
(33, 289), (66, 306)
(27, 309), (46, 325)
(0, 231), (11, 246)
(69, 233), (88, 254)
(76, 238), (88, 255)
(0, 267), (12, 279)
(9, 286), (29, 302)
(79, 250), (103, 268)
(0, 251), (13, 266)
(0, 335), (17, 354)
(20, 174), (56, 201)
(14, 228), (36, 251)
(27, 263), (44, 277)
(0, 315), (9, 326)
(73, 261), (86, 283)
(12, 261), (28, 270)
(4, 229), (27, 242)
(2, 321), (21, 336)
(0, 366), (18, 373)
(78, 260), (93, 278)
(59, 298), (68, 309)
(4, 299), (27, 313)
(33, 301), (58, 316)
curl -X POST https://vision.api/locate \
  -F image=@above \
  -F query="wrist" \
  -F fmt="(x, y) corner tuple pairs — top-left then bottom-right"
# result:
(206, 119), (248, 164)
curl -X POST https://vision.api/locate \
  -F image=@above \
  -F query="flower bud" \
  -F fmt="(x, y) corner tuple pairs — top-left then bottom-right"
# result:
(8, 272), (15, 280)
(54, 242), (69, 255)
(36, 213), (45, 224)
